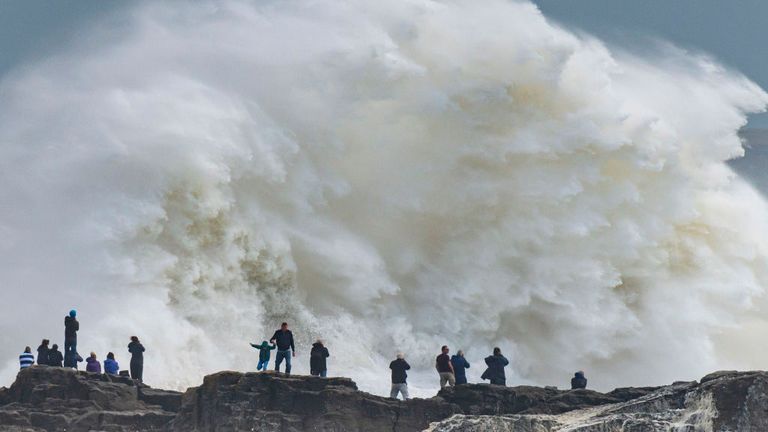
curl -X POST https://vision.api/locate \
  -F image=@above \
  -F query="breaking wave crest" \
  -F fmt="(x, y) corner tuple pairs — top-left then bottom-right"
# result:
(1, 0), (768, 395)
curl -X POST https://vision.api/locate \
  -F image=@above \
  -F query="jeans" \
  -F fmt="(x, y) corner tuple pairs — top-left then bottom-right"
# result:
(257, 359), (269, 371)
(64, 338), (77, 368)
(439, 372), (456, 388)
(275, 350), (292, 374)
(310, 370), (327, 377)
(390, 383), (409, 400)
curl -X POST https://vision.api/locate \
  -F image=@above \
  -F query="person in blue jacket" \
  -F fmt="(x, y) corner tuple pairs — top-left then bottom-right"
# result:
(250, 341), (276, 371)
(451, 350), (470, 384)
(104, 352), (120, 375)
(571, 371), (587, 389)
(481, 347), (509, 386)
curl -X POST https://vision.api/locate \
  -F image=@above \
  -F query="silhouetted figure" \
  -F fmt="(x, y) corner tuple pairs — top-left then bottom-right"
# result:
(310, 340), (330, 377)
(389, 353), (411, 400)
(451, 350), (470, 385)
(481, 347), (509, 386)
(104, 352), (119, 375)
(436, 345), (455, 388)
(47, 344), (64, 367)
(86, 352), (101, 373)
(270, 322), (295, 374)
(64, 310), (79, 368)
(250, 341), (276, 371)
(128, 336), (145, 382)
(19, 347), (34, 370)
(36, 339), (50, 366)
(571, 371), (587, 389)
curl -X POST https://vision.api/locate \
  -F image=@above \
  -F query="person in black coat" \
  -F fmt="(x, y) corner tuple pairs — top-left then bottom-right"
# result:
(309, 340), (330, 377)
(36, 339), (50, 365)
(270, 322), (295, 374)
(47, 344), (64, 367)
(128, 336), (145, 382)
(571, 371), (587, 389)
(64, 310), (79, 367)
(389, 353), (411, 400)
(481, 347), (509, 386)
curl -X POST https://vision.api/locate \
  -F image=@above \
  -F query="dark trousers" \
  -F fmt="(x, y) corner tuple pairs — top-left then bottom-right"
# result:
(64, 338), (77, 368)
(130, 359), (143, 382)
(456, 375), (468, 385)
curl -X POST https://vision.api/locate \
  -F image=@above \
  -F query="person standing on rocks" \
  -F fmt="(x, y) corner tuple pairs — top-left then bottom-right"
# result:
(309, 339), (330, 377)
(19, 347), (34, 370)
(389, 352), (411, 400)
(36, 339), (50, 366)
(128, 336), (145, 382)
(436, 345), (456, 388)
(571, 371), (587, 389)
(47, 344), (64, 367)
(104, 352), (120, 375)
(64, 309), (79, 368)
(270, 322), (295, 374)
(481, 347), (509, 386)
(250, 340), (276, 371)
(450, 350), (470, 385)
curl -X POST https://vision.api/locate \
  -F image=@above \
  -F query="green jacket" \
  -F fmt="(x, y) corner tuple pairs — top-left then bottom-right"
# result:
(251, 341), (276, 361)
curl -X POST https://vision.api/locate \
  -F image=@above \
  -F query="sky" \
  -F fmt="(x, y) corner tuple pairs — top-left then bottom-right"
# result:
(2, 1), (767, 124)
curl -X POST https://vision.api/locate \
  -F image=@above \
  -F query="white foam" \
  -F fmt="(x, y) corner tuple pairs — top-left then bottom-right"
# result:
(1, 0), (767, 396)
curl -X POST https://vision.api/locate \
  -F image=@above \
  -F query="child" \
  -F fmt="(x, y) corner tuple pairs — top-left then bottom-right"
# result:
(250, 340), (276, 371)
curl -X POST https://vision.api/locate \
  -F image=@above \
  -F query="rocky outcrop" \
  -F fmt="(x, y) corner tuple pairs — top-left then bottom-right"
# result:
(2, 367), (768, 431)
(0, 366), (180, 431)
(428, 371), (768, 431)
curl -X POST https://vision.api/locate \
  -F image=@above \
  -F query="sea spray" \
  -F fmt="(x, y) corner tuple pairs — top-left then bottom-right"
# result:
(1, 0), (767, 396)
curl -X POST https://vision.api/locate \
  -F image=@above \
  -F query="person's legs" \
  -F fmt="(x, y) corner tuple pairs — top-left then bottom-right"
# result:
(274, 350), (285, 372)
(447, 373), (456, 387)
(400, 384), (409, 400)
(390, 384), (399, 399)
(320, 370), (327, 378)
(284, 351), (292, 374)
(440, 372), (452, 388)
(257, 360), (266, 371)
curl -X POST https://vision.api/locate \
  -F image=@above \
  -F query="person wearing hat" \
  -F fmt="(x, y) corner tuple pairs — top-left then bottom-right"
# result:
(250, 340), (276, 371)
(64, 309), (79, 368)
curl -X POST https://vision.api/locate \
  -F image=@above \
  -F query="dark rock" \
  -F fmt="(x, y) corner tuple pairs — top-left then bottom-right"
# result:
(437, 383), (623, 415)
(0, 366), (176, 431)
(168, 371), (459, 432)
(5, 367), (768, 431)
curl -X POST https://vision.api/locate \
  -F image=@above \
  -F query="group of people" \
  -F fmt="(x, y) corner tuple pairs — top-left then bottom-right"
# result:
(18, 309), (147, 383)
(248, 324), (587, 401)
(388, 346), (588, 400)
(250, 322), (331, 377)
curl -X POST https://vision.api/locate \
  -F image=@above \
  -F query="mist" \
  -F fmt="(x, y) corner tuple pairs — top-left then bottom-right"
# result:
(1, 0), (767, 396)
